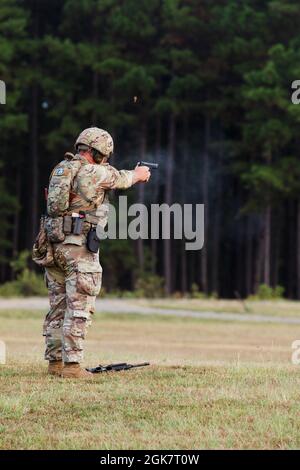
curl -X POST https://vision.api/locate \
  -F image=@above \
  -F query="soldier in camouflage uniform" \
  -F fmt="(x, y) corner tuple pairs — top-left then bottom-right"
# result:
(43, 128), (150, 379)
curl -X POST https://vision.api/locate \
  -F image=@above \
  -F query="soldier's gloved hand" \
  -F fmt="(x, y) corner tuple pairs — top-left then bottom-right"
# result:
(133, 165), (151, 184)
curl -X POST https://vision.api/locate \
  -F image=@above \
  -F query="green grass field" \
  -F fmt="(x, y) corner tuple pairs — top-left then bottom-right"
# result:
(0, 308), (300, 449)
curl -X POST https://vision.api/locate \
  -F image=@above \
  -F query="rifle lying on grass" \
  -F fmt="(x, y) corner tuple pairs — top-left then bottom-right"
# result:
(86, 362), (150, 373)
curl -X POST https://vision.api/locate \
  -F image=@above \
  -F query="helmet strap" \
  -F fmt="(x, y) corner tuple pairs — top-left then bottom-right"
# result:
(92, 148), (105, 164)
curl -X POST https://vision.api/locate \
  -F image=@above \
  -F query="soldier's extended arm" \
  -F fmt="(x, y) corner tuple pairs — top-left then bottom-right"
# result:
(95, 164), (150, 190)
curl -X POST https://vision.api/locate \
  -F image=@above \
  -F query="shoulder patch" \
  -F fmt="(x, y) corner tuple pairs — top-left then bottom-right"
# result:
(54, 167), (65, 176)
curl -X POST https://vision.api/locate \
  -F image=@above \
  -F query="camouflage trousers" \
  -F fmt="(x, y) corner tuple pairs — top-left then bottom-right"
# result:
(43, 243), (102, 363)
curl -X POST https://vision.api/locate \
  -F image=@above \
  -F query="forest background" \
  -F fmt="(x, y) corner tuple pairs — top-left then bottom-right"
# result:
(1, 0), (300, 299)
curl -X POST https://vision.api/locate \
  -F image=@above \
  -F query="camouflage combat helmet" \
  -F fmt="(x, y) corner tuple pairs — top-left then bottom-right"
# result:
(75, 127), (114, 157)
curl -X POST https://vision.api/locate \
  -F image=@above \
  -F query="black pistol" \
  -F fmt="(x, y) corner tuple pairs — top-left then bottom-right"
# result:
(137, 161), (159, 170)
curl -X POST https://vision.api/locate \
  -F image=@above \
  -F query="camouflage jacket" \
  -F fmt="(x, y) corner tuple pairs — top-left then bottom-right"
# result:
(47, 154), (134, 241)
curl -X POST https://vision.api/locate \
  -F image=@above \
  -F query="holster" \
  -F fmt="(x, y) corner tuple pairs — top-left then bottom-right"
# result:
(87, 227), (100, 253)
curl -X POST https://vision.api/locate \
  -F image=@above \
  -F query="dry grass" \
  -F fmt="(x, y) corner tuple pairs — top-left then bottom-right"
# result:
(0, 309), (300, 449)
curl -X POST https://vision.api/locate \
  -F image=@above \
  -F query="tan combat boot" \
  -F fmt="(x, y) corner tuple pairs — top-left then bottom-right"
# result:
(48, 360), (63, 376)
(61, 362), (94, 379)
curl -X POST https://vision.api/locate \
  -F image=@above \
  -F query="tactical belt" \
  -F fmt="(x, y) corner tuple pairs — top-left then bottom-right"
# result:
(84, 214), (100, 225)
(45, 214), (101, 245)
(62, 213), (99, 235)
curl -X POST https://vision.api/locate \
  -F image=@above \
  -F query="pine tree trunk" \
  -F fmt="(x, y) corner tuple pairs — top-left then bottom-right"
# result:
(273, 208), (281, 289)
(297, 200), (300, 299)
(180, 113), (189, 293)
(137, 119), (147, 271)
(200, 116), (210, 294)
(91, 31), (99, 125)
(263, 205), (271, 285)
(29, 82), (39, 247)
(287, 200), (295, 298)
(164, 113), (175, 295)
(254, 221), (264, 292)
(245, 215), (253, 295)
(92, 71), (99, 125)
(263, 148), (272, 286)
(151, 114), (161, 274)
(28, 0), (39, 248)
(211, 134), (222, 296)
(236, 217), (244, 297)
(0, 257), (5, 283)
(211, 210), (220, 295)
(235, 187), (244, 296)
(12, 168), (21, 278)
